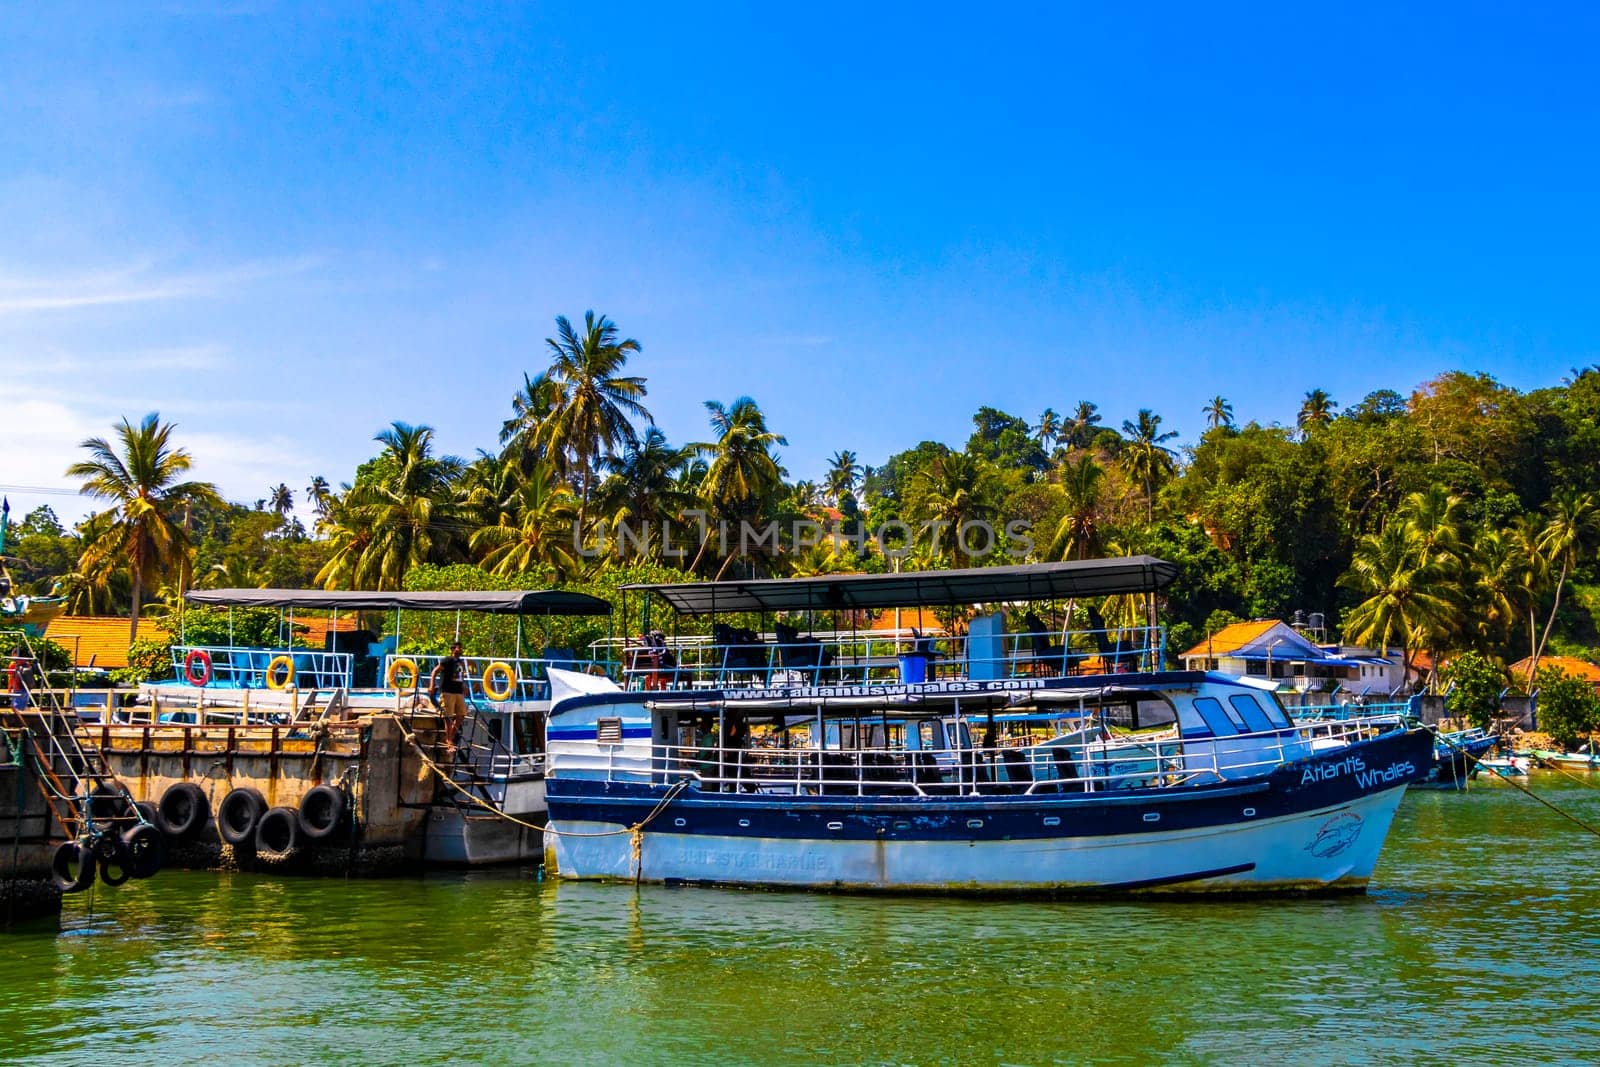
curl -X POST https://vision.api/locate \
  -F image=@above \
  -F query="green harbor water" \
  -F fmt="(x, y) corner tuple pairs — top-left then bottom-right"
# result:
(4, 774), (1600, 1065)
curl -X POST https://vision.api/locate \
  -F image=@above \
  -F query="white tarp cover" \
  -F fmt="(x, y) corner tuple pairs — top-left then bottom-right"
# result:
(549, 667), (621, 711)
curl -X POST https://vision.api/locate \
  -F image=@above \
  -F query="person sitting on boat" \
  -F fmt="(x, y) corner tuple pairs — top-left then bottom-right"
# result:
(636, 629), (675, 690)
(429, 642), (469, 754)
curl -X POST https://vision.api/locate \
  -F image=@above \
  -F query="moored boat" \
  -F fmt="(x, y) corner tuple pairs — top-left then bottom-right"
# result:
(543, 559), (1432, 895)
(1532, 746), (1600, 771)
(1474, 755), (1530, 777)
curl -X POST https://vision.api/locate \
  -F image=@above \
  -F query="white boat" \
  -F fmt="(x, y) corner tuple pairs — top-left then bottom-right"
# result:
(543, 559), (1432, 895)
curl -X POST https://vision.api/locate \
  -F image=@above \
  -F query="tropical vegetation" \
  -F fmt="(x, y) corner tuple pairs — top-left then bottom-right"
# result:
(8, 317), (1596, 712)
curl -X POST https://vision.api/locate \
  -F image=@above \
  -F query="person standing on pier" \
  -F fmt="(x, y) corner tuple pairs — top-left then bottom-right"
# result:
(430, 641), (469, 754)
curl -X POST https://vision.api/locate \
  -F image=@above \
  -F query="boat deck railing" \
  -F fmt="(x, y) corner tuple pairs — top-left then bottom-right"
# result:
(555, 715), (1401, 798)
(159, 644), (615, 704)
(382, 653), (616, 704)
(595, 626), (1166, 692)
(168, 644), (356, 690)
(1294, 701), (1412, 722)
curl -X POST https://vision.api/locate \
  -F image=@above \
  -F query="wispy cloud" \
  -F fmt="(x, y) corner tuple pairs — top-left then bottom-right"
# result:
(0, 256), (322, 315)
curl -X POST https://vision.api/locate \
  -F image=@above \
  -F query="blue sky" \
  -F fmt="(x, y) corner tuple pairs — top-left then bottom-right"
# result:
(2, 3), (1597, 524)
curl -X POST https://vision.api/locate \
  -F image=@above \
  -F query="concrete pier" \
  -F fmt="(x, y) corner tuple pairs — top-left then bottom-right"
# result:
(1, 721), (64, 925)
(81, 713), (446, 875)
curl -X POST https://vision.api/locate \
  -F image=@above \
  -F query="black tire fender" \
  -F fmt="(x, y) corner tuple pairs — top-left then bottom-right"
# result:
(255, 806), (302, 861)
(121, 821), (165, 878)
(217, 787), (268, 846)
(156, 782), (211, 840)
(99, 840), (133, 888)
(297, 784), (347, 841)
(50, 840), (97, 894)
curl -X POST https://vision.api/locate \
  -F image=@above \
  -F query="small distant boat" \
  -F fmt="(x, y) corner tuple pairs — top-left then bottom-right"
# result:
(1474, 755), (1530, 778)
(1419, 727), (1498, 786)
(1532, 747), (1600, 771)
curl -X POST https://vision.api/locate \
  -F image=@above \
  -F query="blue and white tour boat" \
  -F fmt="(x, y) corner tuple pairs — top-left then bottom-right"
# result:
(542, 558), (1432, 895)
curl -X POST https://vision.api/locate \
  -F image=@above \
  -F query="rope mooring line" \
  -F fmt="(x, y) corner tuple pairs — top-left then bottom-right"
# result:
(1431, 727), (1600, 841)
(395, 720), (690, 839)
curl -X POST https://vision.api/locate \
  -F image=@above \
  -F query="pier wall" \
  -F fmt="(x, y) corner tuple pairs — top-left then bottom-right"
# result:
(82, 714), (442, 875)
(0, 723), (64, 924)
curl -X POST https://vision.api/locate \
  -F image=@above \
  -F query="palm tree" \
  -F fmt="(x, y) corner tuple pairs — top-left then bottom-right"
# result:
(469, 461), (581, 578)
(1203, 396), (1234, 430)
(907, 452), (1000, 565)
(1396, 485), (1466, 569)
(1341, 524), (1455, 686)
(268, 483), (294, 518)
(305, 476), (332, 520)
(1048, 454), (1106, 561)
(1507, 515), (1550, 671)
(694, 398), (788, 572)
(1528, 491), (1600, 683)
(1035, 408), (1061, 452)
(499, 371), (562, 475)
(66, 413), (221, 643)
(1063, 401), (1101, 451)
(537, 312), (651, 527)
(207, 556), (266, 589)
(826, 450), (860, 504)
(315, 422), (465, 589)
(1119, 409), (1179, 521)
(1472, 528), (1532, 650)
(1297, 389), (1338, 436)
(592, 427), (695, 558)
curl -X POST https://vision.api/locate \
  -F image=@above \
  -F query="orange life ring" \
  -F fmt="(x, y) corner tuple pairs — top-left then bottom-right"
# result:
(265, 655), (296, 691)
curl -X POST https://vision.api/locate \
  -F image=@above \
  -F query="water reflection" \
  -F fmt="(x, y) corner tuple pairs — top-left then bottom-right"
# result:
(2, 774), (1599, 1064)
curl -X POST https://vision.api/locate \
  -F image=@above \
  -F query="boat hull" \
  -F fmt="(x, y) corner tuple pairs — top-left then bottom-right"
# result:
(546, 727), (1430, 894)
(420, 779), (546, 866)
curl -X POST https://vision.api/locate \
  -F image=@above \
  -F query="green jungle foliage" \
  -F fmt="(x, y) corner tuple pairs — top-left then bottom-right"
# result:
(26, 315), (1600, 695)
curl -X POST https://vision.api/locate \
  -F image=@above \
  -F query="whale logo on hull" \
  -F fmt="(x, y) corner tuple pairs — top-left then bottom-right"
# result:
(1305, 812), (1364, 858)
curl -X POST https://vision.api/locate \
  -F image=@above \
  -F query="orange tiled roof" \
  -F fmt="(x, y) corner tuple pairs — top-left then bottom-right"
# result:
(1178, 619), (1280, 661)
(292, 616), (359, 647)
(1509, 655), (1600, 683)
(44, 616), (170, 669)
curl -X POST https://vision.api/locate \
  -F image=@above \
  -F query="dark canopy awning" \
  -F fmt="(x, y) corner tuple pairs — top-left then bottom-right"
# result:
(622, 556), (1179, 615)
(184, 588), (613, 616)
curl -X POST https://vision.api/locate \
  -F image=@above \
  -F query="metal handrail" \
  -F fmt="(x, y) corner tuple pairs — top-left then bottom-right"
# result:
(549, 714), (1405, 797)
(599, 626), (1167, 691)
(383, 652), (617, 703)
(169, 643), (355, 690)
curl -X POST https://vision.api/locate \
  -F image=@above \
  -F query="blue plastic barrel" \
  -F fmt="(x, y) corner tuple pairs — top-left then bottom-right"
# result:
(897, 653), (929, 684)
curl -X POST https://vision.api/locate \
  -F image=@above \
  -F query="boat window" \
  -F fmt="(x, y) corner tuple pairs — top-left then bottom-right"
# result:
(514, 715), (543, 755)
(1228, 694), (1276, 733)
(1101, 699), (1177, 731)
(1219, 698), (1250, 731)
(1255, 693), (1293, 728)
(1190, 697), (1237, 736)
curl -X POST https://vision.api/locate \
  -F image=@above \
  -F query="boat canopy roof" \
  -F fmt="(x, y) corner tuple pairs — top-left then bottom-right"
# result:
(622, 556), (1179, 615)
(185, 588), (613, 616)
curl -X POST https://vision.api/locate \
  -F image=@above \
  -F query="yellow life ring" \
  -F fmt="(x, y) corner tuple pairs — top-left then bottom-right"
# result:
(482, 661), (516, 702)
(265, 654), (296, 691)
(386, 657), (420, 691)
